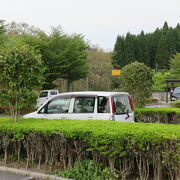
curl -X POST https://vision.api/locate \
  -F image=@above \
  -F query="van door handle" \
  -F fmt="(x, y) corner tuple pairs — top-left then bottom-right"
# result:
(88, 116), (93, 119)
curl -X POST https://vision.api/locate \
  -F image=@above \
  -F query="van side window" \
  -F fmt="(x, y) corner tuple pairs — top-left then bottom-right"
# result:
(113, 96), (132, 114)
(98, 96), (110, 113)
(47, 98), (71, 114)
(73, 97), (95, 113)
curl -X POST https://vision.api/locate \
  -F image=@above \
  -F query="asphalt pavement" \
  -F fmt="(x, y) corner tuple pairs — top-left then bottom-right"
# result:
(0, 171), (35, 180)
(0, 166), (70, 180)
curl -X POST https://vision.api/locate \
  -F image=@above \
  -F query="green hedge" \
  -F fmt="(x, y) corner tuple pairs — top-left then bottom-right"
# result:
(171, 101), (180, 108)
(135, 108), (180, 124)
(0, 117), (179, 179)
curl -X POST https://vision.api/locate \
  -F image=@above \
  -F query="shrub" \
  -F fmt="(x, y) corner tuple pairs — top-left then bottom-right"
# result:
(171, 101), (180, 108)
(56, 160), (119, 180)
(0, 117), (179, 179)
(120, 61), (153, 108)
(135, 108), (180, 124)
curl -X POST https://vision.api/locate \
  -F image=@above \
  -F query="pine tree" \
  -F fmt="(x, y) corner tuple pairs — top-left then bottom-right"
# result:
(166, 28), (177, 56)
(136, 31), (150, 66)
(163, 21), (169, 31)
(112, 35), (125, 68)
(155, 34), (169, 70)
(175, 23), (180, 52)
(113, 21), (180, 70)
(124, 33), (136, 66)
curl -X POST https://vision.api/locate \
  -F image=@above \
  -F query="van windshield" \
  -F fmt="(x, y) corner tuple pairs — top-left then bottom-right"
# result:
(174, 87), (180, 93)
(47, 98), (71, 114)
(113, 95), (132, 114)
(39, 92), (48, 98)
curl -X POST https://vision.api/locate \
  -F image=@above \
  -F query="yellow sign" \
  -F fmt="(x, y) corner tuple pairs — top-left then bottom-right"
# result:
(112, 70), (121, 76)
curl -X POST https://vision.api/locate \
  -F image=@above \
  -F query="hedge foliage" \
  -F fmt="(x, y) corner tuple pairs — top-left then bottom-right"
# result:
(0, 117), (179, 180)
(135, 108), (180, 124)
(171, 101), (180, 108)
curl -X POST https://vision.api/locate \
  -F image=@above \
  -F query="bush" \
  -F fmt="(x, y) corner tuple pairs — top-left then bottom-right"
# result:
(120, 61), (153, 108)
(56, 160), (119, 180)
(135, 108), (180, 124)
(0, 118), (179, 179)
(171, 101), (180, 108)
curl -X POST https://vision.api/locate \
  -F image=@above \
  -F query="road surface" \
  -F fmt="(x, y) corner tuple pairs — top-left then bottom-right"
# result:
(0, 171), (36, 180)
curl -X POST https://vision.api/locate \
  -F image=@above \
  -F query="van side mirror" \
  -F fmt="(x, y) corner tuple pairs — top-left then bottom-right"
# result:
(125, 110), (130, 119)
(38, 107), (46, 114)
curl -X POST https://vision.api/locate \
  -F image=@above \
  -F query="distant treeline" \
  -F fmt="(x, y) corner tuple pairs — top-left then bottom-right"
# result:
(112, 22), (180, 70)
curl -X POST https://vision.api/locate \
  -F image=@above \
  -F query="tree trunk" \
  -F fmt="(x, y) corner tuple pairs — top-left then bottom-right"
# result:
(67, 79), (72, 92)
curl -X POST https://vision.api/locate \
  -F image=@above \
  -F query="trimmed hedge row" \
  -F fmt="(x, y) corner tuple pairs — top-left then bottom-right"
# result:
(135, 108), (180, 124)
(171, 101), (180, 108)
(0, 117), (180, 180)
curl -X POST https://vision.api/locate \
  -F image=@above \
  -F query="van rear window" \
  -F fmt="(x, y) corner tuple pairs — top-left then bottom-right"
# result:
(113, 96), (132, 114)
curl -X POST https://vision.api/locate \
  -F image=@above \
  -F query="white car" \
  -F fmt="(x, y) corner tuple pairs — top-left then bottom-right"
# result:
(24, 91), (134, 122)
(36, 90), (59, 108)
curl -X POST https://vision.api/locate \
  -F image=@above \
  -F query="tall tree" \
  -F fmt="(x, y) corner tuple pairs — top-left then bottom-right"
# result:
(5, 23), (89, 91)
(112, 35), (125, 68)
(86, 48), (112, 91)
(163, 21), (169, 31)
(166, 28), (177, 56)
(136, 31), (150, 65)
(124, 33), (136, 65)
(175, 23), (180, 52)
(155, 33), (169, 70)
(0, 38), (44, 121)
(47, 27), (88, 91)
(113, 21), (180, 70)
(170, 53), (180, 78)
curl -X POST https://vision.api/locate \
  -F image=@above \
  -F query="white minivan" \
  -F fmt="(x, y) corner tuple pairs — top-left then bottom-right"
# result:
(24, 91), (134, 122)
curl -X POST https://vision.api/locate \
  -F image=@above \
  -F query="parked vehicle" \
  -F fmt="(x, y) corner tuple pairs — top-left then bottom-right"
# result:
(36, 90), (59, 108)
(171, 87), (180, 101)
(24, 91), (134, 122)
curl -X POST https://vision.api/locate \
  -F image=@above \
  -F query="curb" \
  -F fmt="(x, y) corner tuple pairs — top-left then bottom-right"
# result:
(0, 166), (72, 180)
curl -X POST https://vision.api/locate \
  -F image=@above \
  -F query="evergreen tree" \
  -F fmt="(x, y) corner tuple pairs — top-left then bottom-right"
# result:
(143, 28), (162, 69)
(113, 21), (180, 70)
(47, 28), (88, 91)
(166, 28), (178, 56)
(112, 35), (125, 68)
(124, 32), (136, 65)
(175, 23), (180, 52)
(155, 34), (169, 69)
(163, 21), (169, 31)
(136, 31), (150, 66)
(170, 53), (180, 78)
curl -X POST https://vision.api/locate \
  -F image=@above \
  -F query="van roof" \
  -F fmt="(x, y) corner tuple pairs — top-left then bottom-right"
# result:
(56, 91), (129, 97)
(41, 90), (59, 92)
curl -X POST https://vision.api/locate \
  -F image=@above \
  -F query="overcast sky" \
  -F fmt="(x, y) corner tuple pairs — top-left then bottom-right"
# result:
(1, 0), (180, 50)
